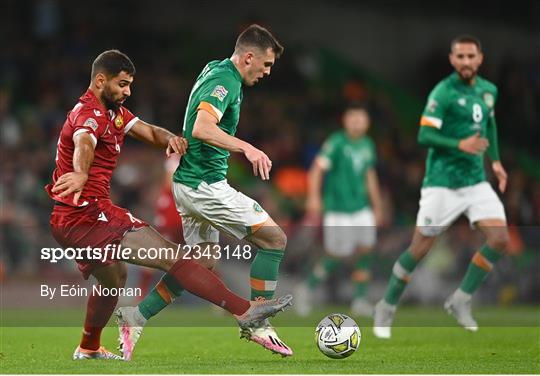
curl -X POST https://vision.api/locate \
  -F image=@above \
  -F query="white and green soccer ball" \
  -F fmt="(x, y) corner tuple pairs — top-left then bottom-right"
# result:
(315, 313), (361, 359)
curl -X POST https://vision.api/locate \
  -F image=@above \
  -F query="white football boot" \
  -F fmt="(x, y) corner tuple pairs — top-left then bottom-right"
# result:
(73, 346), (122, 360)
(240, 319), (293, 357)
(293, 283), (312, 317)
(444, 289), (478, 332)
(115, 306), (146, 361)
(351, 297), (374, 317)
(373, 299), (396, 339)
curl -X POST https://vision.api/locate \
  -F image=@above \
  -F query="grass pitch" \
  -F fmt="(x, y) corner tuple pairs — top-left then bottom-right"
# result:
(1, 306), (539, 374)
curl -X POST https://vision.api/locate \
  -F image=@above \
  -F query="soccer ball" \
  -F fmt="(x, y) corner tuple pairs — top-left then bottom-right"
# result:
(315, 313), (361, 359)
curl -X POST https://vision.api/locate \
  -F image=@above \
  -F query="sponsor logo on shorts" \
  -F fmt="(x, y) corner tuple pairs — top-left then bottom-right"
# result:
(210, 85), (228, 102)
(424, 217), (432, 225)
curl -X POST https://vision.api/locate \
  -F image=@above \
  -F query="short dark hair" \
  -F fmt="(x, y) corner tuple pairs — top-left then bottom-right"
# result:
(235, 24), (284, 58)
(451, 35), (482, 52)
(90, 50), (136, 80)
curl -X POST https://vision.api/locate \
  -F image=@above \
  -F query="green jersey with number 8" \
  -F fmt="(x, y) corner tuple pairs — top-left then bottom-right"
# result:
(419, 72), (498, 188)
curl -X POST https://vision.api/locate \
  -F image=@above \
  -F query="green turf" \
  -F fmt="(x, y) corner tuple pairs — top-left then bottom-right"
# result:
(1, 307), (539, 374)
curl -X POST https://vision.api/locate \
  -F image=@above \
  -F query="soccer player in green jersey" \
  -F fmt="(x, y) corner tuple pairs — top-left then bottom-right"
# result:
(295, 103), (383, 317)
(373, 35), (509, 338)
(117, 24), (293, 357)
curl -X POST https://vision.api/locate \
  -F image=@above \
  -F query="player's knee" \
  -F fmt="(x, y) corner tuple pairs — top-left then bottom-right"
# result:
(487, 231), (510, 253)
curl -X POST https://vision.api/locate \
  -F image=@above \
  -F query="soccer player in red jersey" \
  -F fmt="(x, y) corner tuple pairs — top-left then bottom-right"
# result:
(46, 50), (291, 360)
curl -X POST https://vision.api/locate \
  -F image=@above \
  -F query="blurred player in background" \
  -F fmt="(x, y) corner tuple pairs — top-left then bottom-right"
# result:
(373, 35), (509, 338)
(295, 103), (383, 317)
(120, 24), (293, 357)
(47, 50), (292, 360)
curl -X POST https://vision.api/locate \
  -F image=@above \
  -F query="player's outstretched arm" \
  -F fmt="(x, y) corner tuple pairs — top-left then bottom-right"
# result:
(305, 157), (326, 218)
(485, 117), (506, 192)
(192, 110), (272, 180)
(366, 168), (384, 226)
(51, 132), (94, 205)
(127, 120), (188, 157)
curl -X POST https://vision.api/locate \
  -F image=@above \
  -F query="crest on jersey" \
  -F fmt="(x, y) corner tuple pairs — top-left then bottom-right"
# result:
(83, 118), (99, 131)
(458, 98), (466, 106)
(114, 115), (124, 129)
(210, 85), (228, 102)
(483, 92), (494, 108)
(427, 98), (438, 113)
(253, 202), (264, 214)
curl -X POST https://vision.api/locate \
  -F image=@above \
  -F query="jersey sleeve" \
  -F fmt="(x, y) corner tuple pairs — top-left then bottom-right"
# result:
(71, 109), (108, 146)
(420, 83), (449, 130)
(197, 74), (239, 122)
(317, 133), (340, 170)
(121, 107), (139, 134)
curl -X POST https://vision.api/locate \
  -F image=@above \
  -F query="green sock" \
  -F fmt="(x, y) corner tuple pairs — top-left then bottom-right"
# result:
(352, 253), (374, 299)
(460, 244), (503, 294)
(138, 273), (184, 320)
(250, 249), (284, 300)
(383, 249), (418, 305)
(307, 257), (341, 289)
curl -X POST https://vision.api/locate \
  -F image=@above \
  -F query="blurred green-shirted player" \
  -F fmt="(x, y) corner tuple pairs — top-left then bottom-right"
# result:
(296, 103), (384, 317)
(374, 35), (510, 339)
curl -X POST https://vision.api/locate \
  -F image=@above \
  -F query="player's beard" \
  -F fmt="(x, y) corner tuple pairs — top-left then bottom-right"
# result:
(457, 67), (477, 84)
(102, 87), (123, 111)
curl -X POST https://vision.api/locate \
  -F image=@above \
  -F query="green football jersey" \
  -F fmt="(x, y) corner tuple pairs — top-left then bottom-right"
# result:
(420, 72), (498, 188)
(319, 131), (376, 213)
(174, 58), (243, 189)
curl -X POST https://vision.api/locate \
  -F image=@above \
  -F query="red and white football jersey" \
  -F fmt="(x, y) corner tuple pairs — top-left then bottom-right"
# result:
(46, 89), (138, 206)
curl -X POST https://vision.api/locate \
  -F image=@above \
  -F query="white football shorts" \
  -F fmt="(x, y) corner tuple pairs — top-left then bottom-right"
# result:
(323, 208), (376, 257)
(173, 180), (269, 245)
(416, 182), (506, 237)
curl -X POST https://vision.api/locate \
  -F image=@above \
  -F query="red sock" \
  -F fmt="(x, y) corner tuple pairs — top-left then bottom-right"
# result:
(168, 259), (250, 315)
(80, 287), (118, 350)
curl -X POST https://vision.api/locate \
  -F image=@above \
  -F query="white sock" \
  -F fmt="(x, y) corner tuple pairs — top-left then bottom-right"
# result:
(134, 307), (147, 326)
(454, 288), (472, 302)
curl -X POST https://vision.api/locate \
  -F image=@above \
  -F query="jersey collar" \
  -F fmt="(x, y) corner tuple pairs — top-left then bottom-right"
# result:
(81, 89), (107, 113)
(451, 72), (478, 90)
(225, 58), (243, 83)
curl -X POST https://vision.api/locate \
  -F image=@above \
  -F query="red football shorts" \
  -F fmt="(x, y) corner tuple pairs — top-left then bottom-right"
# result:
(50, 198), (148, 279)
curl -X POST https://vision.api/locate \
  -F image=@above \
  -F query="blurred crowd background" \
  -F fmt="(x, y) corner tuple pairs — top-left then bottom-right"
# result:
(1, 0), (539, 307)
